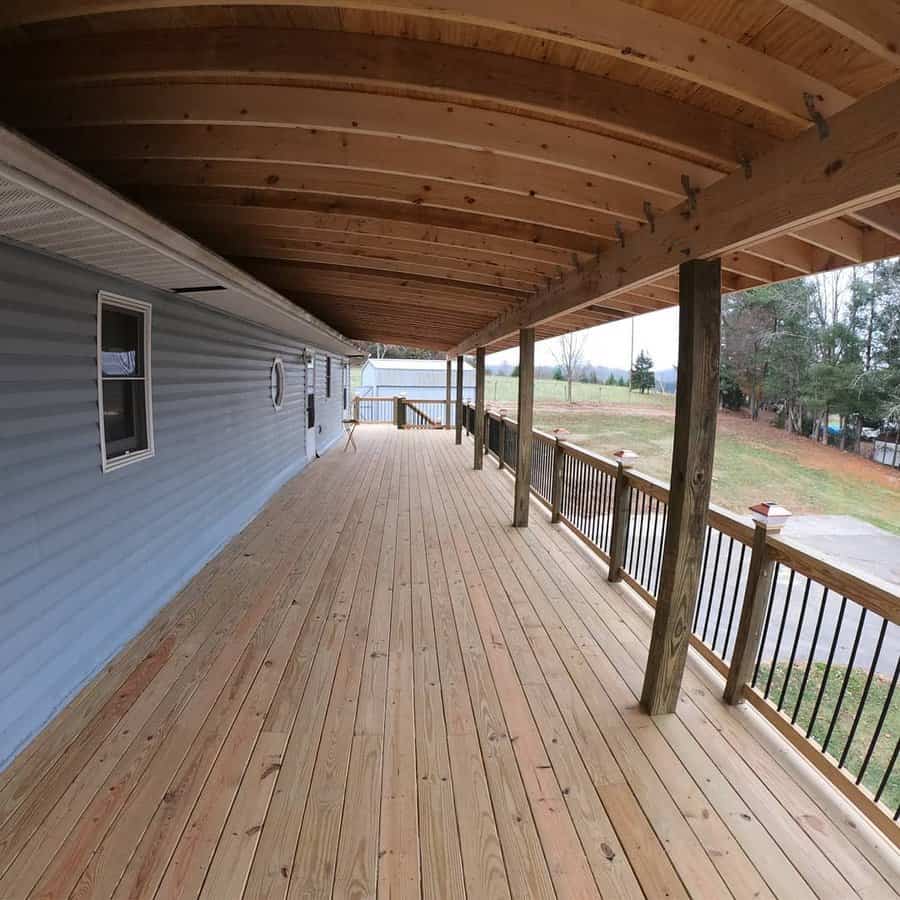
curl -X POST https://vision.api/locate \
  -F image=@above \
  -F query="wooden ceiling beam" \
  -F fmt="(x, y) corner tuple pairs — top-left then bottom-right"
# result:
(447, 80), (900, 355)
(0, 2), (854, 122)
(137, 194), (584, 267)
(76, 157), (643, 238)
(851, 200), (900, 241)
(32, 124), (674, 223)
(119, 183), (614, 255)
(13, 88), (721, 198)
(0, 27), (776, 167)
(216, 244), (541, 291)
(776, 1), (900, 65)
(185, 224), (569, 279)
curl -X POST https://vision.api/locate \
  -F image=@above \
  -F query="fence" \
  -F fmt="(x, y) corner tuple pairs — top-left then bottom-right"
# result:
(353, 395), (456, 427)
(467, 404), (899, 840)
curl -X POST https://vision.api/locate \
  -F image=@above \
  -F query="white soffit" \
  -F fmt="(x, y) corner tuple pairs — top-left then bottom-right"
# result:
(0, 127), (360, 357)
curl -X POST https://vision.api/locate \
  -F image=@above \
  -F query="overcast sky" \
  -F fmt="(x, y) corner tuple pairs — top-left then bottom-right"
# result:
(488, 306), (680, 371)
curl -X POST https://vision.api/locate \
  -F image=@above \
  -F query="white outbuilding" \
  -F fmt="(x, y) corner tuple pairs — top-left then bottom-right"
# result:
(358, 358), (476, 402)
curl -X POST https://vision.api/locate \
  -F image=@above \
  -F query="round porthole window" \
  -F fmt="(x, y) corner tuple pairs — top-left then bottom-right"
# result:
(270, 357), (285, 410)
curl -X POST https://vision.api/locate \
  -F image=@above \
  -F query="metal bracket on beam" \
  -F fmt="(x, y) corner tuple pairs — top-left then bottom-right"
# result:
(681, 175), (699, 215)
(643, 201), (656, 233)
(803, 92), (830, 140)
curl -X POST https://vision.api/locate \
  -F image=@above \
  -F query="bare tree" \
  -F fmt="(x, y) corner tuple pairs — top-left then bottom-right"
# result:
(552, 332), (587, 403)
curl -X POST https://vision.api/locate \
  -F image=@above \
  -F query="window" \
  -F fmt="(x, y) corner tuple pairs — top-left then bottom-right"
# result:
(270, 357), (285, 410)
(97, 292), (154, 472)
(342, 362), (349, 411)
(325, 356), (332, 398)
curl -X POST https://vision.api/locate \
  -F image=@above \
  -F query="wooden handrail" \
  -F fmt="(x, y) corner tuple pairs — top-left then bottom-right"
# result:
(767, 535), (900, 624)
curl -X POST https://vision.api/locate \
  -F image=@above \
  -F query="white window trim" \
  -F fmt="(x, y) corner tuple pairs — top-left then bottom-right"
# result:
(271, 356), (286, 411)
(97, 290), (155, 473)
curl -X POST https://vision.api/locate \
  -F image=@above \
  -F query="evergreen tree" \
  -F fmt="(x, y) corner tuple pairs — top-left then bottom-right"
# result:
(631, 350), (655, 394)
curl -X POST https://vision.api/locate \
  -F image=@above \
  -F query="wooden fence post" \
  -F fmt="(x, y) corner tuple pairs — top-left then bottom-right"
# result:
(513, 327), (535, 527)
(445, 358), (452, 430)
(550, 437), (565, 523)
(723, 502), (792, 704)
(641, 257), (721, 716)
(607, 449), (638, 581)
(455, 355), (464, 445)
(474, 346), (486, 470)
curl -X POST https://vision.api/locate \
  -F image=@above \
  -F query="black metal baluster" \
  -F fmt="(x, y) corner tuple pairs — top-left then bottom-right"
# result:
(763, 568), (796, 700)
(721, 543), (747, 660)
(791, 586), (829, 725)
(857, 656), (898, 786)
(821, 608), (868, 757)
(752, 565), (781, 688)
(694, 527), (713, 633)
(837, 617), (887, 770)
(711, 536), (734, 652)
(702, 531), (724, 643)
(805, 596), (848, 738)
(873, 736), (899, 808)
(777, 576), (812, 712)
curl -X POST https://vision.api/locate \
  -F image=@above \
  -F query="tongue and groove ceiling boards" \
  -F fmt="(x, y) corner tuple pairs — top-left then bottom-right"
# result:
(1, 2), (899, 351)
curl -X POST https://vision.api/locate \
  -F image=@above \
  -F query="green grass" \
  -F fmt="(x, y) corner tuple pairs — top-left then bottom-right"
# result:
(531, 409), (900, 536)
(485, 375), (672, 407)
(755, 662), (898, 812)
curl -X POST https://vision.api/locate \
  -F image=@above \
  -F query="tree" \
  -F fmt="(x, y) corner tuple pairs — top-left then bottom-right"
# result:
(631, 350), (655, 394)
(551, 332), (587, 402)
(721, 289), (778, 419)
(510, 364), (519, 378)
(719, 360), (744, 410)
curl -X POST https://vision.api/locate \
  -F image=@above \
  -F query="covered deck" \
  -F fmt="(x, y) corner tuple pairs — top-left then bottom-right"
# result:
(1, 426), (896, 900)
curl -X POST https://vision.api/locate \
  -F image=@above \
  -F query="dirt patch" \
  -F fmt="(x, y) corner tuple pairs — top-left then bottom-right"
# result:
(716, 410), (900, 493)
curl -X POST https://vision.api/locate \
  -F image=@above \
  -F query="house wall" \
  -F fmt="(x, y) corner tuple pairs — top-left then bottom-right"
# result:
(0, 240), (346, 769)
(314, 352), (346, 453)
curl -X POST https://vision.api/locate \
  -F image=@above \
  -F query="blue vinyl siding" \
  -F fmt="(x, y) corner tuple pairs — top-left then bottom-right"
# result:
(0, 241), (345, 769)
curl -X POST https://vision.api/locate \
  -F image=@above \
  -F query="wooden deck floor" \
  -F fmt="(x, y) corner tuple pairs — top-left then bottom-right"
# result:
(1, 426), (898, 900)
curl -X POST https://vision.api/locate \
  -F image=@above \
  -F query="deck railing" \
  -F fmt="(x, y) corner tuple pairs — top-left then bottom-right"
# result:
(468, 403), (900, 841)
(353, 395), (454, 427)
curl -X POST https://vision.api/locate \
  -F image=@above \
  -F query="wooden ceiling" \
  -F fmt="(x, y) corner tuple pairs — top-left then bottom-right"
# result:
(0, 1), (898, 351)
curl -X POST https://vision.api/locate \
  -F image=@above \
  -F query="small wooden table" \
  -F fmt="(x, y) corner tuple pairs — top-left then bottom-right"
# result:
(342, 418), (359, 452)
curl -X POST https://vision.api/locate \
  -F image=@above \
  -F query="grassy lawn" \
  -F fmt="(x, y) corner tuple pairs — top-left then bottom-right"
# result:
(530, 408), (900, 536)
(485, 375), (672, 407)
(755, 662), (898, 813)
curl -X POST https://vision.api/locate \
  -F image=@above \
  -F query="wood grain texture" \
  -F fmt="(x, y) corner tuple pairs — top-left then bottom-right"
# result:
(641, 259), (721, 716)
(4, 426), (897, 898)
(512, 328), (534, 527)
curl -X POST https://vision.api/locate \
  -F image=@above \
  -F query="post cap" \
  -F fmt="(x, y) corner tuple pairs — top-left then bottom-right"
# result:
(553, 427), (570, 438)
(749, 501), (792, 530)
(613, 449), (639, 468)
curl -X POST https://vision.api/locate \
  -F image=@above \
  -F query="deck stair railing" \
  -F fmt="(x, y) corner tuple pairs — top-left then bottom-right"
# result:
(465, 403), (900, 842)
(353, 395), (452, 427)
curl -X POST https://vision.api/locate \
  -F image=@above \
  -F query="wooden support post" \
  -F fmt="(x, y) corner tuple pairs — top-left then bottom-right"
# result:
(608, 450), (639, 581)
(641, 258), (722, 716)
(723, 502), (791, 704)
(513, 327), (535, 527)
(550, 436), (565, 523)
(445, 358), (452, 430)
(352, 395), (360, 421)
(474, 347), (486, 470)
(396, 395), (406, 430)
(455, 355), (464, 445)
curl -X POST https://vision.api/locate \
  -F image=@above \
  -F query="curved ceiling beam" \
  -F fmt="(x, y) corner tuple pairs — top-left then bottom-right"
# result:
(9, 84), (723, 196)
(0, 28), (777, 167)
(93, 159), (626, 240)
(776, 0), (900, 65)
(139, 193), (586, 267)
(0, 1), (855, 121)
(124, 185), (606, 255)
(184, 223), (569, 278)
(30, 124), (674, 223)
(198, 234), (552, 285)
(216, 243), (542, 291)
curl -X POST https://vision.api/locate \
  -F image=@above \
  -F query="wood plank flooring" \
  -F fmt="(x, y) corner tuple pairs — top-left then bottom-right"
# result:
(1, 426), (898, 899)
